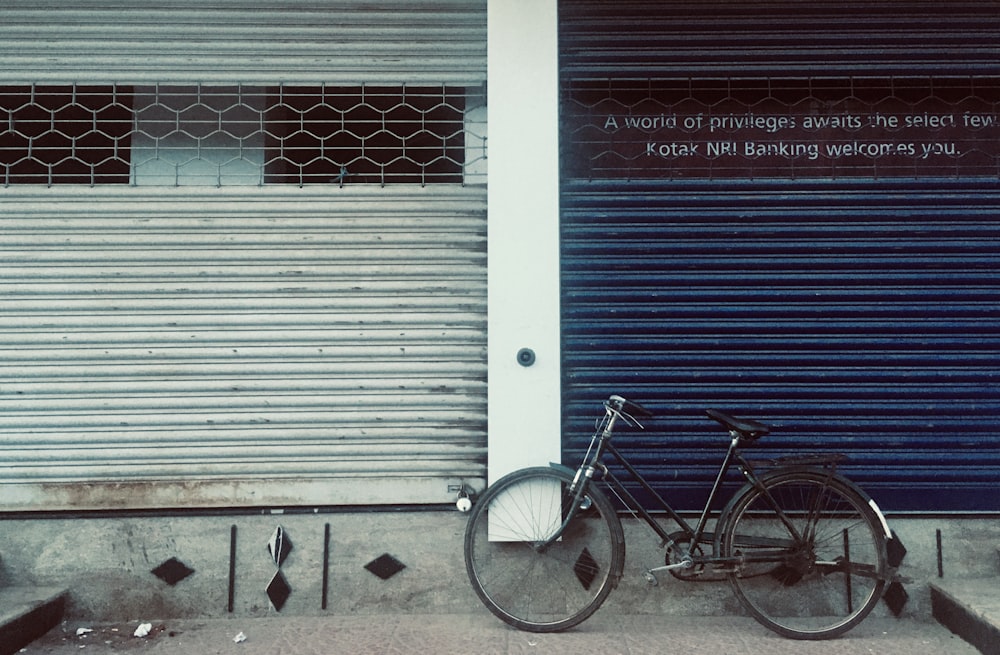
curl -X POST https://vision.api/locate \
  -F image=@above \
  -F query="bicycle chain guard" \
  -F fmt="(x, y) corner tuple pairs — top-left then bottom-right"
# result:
(663, 532), (730, 582)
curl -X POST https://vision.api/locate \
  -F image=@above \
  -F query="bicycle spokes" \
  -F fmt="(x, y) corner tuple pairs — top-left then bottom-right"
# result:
(722, 472), (887, 639)
(464, 467), (625, 633)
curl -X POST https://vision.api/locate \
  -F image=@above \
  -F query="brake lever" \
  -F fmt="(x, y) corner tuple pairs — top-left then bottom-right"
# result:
(617, 410), (645, 430)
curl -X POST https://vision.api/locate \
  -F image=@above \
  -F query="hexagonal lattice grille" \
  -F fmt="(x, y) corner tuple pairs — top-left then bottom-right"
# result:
(0, 85), (133, 185)
(1, 83), (487, 186)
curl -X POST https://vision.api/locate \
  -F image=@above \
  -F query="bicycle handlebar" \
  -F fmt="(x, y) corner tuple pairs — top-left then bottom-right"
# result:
(607, 394), (654, 419)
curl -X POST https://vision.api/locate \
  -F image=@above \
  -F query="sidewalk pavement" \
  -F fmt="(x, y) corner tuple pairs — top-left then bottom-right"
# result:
(20, 613), (979, 655)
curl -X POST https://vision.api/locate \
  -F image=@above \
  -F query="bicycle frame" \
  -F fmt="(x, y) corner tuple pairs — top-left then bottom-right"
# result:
(563, 402), (811, 574)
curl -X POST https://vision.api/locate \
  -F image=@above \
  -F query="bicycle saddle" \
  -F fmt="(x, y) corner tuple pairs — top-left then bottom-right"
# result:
(705, 409), (770, 440)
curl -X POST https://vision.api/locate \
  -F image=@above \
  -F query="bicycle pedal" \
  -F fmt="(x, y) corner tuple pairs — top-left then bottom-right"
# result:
(643, 570), (659, 586)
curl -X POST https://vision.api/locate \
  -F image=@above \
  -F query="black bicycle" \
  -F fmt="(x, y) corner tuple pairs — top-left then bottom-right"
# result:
(464, 395), (905, 640)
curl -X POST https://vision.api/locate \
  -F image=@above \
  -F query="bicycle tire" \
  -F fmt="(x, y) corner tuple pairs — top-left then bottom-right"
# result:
(720, 468), (887, 640)
(464, 466), (625, 632)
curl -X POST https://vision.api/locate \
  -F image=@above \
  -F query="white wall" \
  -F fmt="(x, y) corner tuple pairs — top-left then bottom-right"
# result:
(486, 0), (562, 482)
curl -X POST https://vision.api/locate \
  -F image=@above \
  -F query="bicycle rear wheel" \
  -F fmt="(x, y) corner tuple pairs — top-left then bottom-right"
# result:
(464, 466), (625, 632)
(720, 469), (887, 640)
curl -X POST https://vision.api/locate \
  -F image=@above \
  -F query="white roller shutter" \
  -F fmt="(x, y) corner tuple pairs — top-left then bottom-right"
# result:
(0, 0), (486, 85)
(0, 1), (487, 511)
(0, 187), (486, 510)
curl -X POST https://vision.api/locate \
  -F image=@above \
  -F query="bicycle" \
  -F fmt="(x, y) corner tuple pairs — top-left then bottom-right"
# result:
(464, 394), (906, 640)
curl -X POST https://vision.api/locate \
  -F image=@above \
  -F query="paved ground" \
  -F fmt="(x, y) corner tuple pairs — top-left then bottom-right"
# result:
(19, 613), (978, 655)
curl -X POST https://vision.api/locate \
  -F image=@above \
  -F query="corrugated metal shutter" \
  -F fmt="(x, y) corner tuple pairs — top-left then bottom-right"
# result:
(561, 180), (1000, 513)
(0, 187), (486, 510)
(560, 0), (1000, 77)
(559, 1), (1000, 513)
(0, 1), (487, 511)
(0, 0), (486, 85)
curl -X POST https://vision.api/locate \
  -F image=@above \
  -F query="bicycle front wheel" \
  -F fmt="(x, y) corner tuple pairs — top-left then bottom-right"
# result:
(720, 469), (887, 640)
(464, 466), (625, 632)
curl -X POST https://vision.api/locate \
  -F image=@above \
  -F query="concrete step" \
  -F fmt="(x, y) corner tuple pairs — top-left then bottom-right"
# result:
(930, 578), (1000, 655)
(0, 586), (67, 655)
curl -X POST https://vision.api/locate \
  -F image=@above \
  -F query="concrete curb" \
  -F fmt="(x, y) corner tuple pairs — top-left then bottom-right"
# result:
(0, 587), (67, 655)
(930, 578), (1000, 655)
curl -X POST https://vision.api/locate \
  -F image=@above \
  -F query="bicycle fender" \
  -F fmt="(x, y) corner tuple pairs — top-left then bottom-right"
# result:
(714, 466), (892, 552)
(867, 497), (893, 539)
(804, 468), (893, 540)
(548, 463), (577, 477)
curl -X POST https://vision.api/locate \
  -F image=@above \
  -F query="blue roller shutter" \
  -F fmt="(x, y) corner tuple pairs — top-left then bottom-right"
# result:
(559, 1), (1000, 512)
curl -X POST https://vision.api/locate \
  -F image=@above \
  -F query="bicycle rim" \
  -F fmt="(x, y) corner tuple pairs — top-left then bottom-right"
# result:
(464, 467), (624, 632)
(722, 471), (887, 639)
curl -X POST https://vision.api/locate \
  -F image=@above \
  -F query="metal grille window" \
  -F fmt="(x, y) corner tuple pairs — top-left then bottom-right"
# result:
(130, 85), (265, 186)
(563, 76), (1000, 180)
(0, 85), (133, 185)
(2, 83), (488, 186)
(264, 86), (471, 185)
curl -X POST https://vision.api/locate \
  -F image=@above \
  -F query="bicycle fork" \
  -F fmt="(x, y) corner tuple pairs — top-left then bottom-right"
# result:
(535, 407), (625, 552)
(533, 464), (598, 553)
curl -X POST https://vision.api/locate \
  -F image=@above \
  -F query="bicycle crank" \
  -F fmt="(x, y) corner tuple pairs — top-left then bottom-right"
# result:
(643, 555), (697, 586)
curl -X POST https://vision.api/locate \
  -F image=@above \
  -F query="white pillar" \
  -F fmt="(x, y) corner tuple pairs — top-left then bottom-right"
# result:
(486, 0), (561, 483)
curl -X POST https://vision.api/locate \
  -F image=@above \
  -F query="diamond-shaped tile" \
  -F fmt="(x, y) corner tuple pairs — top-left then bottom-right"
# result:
(883, 580), (909, 617)
(887, 531), (908, 568)
(151, 557), (195, 586)
(365, 553), (406, 580)
(266, 570), (292, 611)
(267, 526), (293, 567)
(573, 548), (598, 590)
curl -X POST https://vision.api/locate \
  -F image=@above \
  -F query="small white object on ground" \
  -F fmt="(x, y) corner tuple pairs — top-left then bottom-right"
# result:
(233, 631), (247, 643)
(134, 623), (153, 638)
